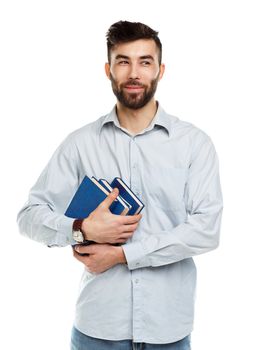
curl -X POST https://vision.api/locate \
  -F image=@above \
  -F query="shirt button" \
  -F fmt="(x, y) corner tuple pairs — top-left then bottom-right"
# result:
(136, 262), (140, 266)
(135, 279), (139, 284)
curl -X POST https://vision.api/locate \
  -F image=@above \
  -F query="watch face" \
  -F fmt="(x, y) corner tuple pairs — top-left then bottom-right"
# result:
(73, 230), (84, 242)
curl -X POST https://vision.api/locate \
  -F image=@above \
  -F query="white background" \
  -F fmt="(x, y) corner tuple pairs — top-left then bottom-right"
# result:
(1, 0), (261, 349)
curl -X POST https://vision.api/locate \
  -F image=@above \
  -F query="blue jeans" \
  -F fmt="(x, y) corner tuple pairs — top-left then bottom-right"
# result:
(71, 326), (191, 350)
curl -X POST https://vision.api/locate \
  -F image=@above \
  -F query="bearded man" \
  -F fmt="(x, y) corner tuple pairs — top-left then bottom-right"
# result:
(18, 20), (223, 350)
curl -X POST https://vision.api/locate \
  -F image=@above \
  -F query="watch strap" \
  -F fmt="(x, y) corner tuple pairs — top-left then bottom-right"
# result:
(73, 219), (84, 232)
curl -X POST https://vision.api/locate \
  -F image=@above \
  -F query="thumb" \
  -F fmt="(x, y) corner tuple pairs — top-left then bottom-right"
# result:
(100, 188), (119, 209)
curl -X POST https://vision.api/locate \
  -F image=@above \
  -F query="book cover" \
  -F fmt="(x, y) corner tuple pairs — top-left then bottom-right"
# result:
(65, 176), (129, 219)
(110, 177), (145, 215)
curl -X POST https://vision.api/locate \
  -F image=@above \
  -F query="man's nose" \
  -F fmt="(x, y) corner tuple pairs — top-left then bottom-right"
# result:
(128, 63), (140, 80)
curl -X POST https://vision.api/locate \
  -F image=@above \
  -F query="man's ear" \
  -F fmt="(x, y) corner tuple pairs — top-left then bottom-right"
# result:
(105, 63), (111, 79)
(158, 63), (165, 81)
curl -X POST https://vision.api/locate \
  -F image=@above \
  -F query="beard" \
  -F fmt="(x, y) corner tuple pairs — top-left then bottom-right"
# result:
(109, 73), (160, 110)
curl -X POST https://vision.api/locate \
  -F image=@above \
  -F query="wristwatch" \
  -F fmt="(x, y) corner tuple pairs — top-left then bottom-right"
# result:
(72, 219), (85, 243)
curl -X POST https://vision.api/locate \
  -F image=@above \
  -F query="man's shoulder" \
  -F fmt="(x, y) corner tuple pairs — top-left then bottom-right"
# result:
(168, 112), (211, 144)
(56, 114), (107, 153)
(68, 115), (106, 139)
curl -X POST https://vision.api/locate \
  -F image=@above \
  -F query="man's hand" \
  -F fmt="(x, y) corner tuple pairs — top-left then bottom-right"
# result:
(81, 188), (142, 244)
(73, 244), (127, 274)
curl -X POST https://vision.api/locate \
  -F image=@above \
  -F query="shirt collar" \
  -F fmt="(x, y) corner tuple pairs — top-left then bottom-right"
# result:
(99, 102), (174, 137)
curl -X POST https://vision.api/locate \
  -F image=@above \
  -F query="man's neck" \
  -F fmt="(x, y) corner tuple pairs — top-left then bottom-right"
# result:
(116, 99), (158, 135)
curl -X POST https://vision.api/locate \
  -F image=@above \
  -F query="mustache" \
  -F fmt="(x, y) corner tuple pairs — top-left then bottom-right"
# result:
(122, 80), (145, 88)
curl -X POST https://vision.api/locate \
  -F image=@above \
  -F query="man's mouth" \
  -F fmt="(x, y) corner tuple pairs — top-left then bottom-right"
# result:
(124, 85), (144, 91)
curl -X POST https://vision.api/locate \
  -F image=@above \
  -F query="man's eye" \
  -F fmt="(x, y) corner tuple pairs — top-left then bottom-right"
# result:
(119, 61), (129, 65)
(141, 61), (151, 66)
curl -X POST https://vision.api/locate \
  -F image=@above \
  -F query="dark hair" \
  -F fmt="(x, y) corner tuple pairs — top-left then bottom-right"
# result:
(106, 20), (162, 64)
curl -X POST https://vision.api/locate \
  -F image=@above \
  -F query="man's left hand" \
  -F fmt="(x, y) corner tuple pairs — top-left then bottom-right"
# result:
(73, 243), (127, 274)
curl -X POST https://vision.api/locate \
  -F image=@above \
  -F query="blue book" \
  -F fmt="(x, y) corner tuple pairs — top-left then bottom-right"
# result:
(98, 178), (132, 213)
(91, 177), (131, 215)
(65, 176), (129, 219)
(110, 177), (145, 215)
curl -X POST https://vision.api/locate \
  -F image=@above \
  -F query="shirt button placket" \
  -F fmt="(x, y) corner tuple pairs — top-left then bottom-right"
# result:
(129, 137), (141, 197)
(129, 136), (143, 340)
(132, 271), (143, 340)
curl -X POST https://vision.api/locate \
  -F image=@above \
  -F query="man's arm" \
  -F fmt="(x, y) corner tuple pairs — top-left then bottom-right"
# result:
(17, 135), (142, 248)
(121, 136), (223, 270)
(17, 136), (80, 247)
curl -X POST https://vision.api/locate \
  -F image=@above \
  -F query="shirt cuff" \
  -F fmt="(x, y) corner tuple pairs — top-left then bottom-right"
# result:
(48, 215), (76, 247)
(122, 241), (150, 270)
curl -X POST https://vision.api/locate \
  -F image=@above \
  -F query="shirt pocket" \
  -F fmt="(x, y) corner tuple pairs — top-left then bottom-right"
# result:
(144, 166), (188, 211)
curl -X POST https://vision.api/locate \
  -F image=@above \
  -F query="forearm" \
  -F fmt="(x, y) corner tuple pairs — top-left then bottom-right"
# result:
(17, 204), (75, 247)
(123, 205), (222, 270)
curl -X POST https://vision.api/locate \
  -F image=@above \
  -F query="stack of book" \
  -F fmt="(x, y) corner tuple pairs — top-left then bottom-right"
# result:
(65, 175), (145, 219)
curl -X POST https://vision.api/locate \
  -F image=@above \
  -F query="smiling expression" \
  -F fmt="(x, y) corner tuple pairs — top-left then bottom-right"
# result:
(105, 39), (165, 109)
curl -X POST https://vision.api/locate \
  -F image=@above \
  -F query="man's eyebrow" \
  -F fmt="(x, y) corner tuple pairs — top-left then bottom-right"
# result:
(115, 54), (155, 60)
(115, 55), (130, 60)
(140, 55), (154, 61)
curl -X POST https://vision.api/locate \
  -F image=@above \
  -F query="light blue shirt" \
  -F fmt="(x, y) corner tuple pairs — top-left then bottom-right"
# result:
(17, 103), (223, 344)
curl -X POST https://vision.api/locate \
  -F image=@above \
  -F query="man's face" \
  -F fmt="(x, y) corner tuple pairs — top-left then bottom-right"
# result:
(105, 39), (165, 109)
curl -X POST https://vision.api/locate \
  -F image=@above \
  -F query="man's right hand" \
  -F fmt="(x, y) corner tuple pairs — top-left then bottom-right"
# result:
(81, 188), (142, 244)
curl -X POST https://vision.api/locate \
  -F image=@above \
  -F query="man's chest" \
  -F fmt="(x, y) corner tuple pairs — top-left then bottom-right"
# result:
(77, 132), (190, 211)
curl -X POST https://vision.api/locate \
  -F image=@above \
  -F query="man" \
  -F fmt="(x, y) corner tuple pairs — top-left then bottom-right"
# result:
(17, 21), (223, 350)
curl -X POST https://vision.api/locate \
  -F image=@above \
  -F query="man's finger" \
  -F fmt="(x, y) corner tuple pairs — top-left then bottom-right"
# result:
(74, 244), (94, 255)
(121, 223), (139, 232)
(121, 213), (142, 224)
(100, 188), (119, 209)
(73, 248), (89, 262)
